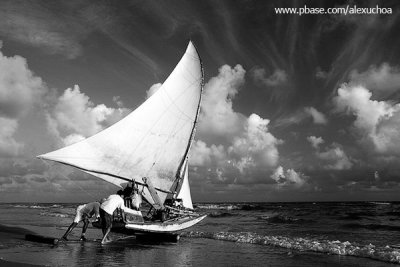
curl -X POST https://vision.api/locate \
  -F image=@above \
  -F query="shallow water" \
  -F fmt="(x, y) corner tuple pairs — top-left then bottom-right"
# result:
(0, 202), (400, 266)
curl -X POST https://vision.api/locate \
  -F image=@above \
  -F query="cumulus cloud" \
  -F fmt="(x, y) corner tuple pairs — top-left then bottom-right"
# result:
(334, 84), (400, 156)
(112, 96), (124, 108)
(0, 49), (46, 118)
(190, 140), (226, 167)
(307, 136), (324, 149)
(252, 67), (288, 86)
(270, 166), (307, 187)
(198, 64), (246, 139)
(0, 118), (23, 157)
(229, 114), (280, 171)
(146, 83), (162, 99)
(62, 134), (85, 146)
(0, 41), (131, 200)
(315, 143), (353, 170)
(0, 44), (47, 157)
(191, 65), (282, 185)
(349, 63), (400, 98)
(304, 107), (328, 124)
(308, 135), (352, 170)
(192, 114), (281, 183)
(46, 85), (131, 145)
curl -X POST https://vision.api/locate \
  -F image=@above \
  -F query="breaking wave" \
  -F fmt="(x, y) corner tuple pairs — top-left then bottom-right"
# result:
(28, 205), (48, 209)
(28, 205), (49, 209)
(196, 203), (269, 211)
(196, 204), (242, 210)
(182, 231), (400, 264)
(14, 205), (29, 208)
(13, 204), (62, 209)
(39, 212), (69, 218)
(369, 202), (391, 205)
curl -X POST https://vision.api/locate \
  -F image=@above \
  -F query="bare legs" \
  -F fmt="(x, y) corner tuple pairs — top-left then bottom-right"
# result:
(101, 226), (112, 244)
(62, 222), (78, 240)
(80, 218), (89, 241)
(62, 217), (89, 241)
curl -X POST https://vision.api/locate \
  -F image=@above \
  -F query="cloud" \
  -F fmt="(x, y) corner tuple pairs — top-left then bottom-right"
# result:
(307, 133), (352, 170)
(252, 67), (288, 86)
(62, 134), (85, 146)
(334, 84), (400, 156)
(315, 143), (353, 170)
(0, 2), (84, 59)
(229, 114), (280, 171)
(315, 67), (328, 79)
(146, 83), (162, 99)
(0, 118), (23, 157)
(304, 107), (328, 124)
(270, 166), (307, 187)
(307, 136), (324, 149)
(190, 140), (225, 167)
(112, 96), (124, 108)
(192, 113), (281, 184)
(0, 49), (46, 118)
(272, 111), (307, 128)
(191, 65), (282, 185)
(0, 41), (131, 201)
(47, 85), (131, 145)
(349, 63), (400, 98)
(0, 177), (13, 186)
(0, 44), (47, 157)
(198, 64), (246, 140)
(31, 176), (47, 183)
(274, 106), (327, 128)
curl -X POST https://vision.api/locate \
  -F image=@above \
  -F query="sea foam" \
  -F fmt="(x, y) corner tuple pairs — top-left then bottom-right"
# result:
(182, 231), (400, 264)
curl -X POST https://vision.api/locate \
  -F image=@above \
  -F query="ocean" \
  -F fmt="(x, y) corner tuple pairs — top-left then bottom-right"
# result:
(0, 202), (400, 266)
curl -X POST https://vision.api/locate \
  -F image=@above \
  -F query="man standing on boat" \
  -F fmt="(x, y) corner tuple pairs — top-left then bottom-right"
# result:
(100, 190), (129, 244)
(62, 201), (100, 241)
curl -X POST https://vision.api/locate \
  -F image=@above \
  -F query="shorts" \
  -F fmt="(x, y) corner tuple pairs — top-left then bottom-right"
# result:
(100, 208), (112, 230)
(73, 204), (86, 223)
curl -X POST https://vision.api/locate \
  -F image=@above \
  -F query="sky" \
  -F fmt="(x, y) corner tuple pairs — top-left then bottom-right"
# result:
(1, 0), (400, 203)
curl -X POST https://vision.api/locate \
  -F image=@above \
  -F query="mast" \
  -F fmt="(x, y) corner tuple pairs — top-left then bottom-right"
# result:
(173, 41), (204, 191)
(38, 41), (202, 207)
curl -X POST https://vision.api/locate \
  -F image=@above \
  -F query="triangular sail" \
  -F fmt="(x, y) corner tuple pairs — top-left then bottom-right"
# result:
(176, 160), (193, 209)
(38, 41), (203, 205)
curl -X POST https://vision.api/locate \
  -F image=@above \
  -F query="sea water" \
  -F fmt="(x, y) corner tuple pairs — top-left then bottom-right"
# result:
(0, 202), (400, 266)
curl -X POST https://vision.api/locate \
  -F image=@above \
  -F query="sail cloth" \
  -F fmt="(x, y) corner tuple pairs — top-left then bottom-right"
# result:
(176, 160), (194, 209)
(38, 41), (203, 205)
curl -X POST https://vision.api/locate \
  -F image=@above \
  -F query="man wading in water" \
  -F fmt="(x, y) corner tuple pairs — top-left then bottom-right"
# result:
(62, 201), (100, 241)
(99, 190), (129, 244)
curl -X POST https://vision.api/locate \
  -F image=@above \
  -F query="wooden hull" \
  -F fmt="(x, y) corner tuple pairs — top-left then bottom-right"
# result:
(125, 214), (207, 234)
(93, 214), (207, 235)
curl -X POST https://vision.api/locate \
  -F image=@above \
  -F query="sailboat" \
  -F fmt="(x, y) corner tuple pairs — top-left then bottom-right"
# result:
(38, 41), (207, 237)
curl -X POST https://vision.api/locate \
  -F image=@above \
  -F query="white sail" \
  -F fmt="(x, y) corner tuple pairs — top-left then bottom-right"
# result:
(176, 161), (193, 209)
(38, 41), (203, 205)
